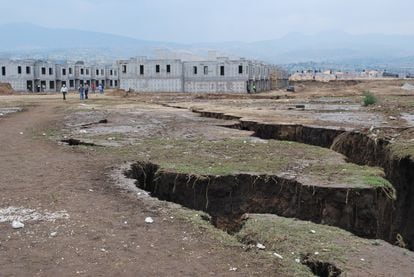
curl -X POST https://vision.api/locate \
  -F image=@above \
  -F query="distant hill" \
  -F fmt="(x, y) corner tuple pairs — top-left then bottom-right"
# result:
(213, 31), (414, 64)
(0, 23), (177, 50)
(1, 23), (414, 70)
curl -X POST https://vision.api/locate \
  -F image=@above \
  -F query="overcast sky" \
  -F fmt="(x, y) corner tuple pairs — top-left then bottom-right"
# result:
(0, 0), (413, 43)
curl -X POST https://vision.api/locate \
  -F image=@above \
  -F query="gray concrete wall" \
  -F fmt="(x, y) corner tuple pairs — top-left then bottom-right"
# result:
(183, 60), (250, 93)
(105, 65), (119, 89)
(0, 60), (35, 92)
(119, 58), (183, 92)
(1, 57), (275, 93)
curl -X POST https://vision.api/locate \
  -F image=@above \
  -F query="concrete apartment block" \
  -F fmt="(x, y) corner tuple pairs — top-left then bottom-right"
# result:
(91, 65), (106, 88)
(34, 61), (57, 92)
(56, 62), (76, 91)
(74, 61), (92, 88)
(183, 58), (250, 93)
(118, 57), (274, 93)
(247, 61), (272, 92)
(0, 59), (35, 92)
(118, 58), (183, 93)
(105, 64), (119, 89)
(1, 57), (275, 93)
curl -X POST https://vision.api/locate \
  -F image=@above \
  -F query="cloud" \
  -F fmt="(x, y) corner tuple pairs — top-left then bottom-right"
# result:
(0, 0), (413, 42)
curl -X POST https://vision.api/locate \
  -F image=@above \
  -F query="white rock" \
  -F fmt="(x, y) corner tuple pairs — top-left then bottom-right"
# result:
(42, 133), (47, 136)
(310, 230), (316, 234)
(314, 252), (319, 255)
(256, 243), (266, 250)
(50, 232), (57, 237)
(360, 258), (365, 262)
(273, 253), (283, 259)
(295, 258), (301, 263)
(19, 132), (24, 135)
(145, 217), (154, 224)
(12, 220), (24, 229)
(229, 267), (237, 272)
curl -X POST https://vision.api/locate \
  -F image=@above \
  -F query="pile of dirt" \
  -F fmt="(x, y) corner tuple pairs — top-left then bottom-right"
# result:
(0, 83), (14, 95)
(106, 89), (131, 97)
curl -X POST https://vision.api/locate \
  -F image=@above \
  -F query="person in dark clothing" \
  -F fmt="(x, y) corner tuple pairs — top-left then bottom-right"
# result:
(79, 84), (84, 100)
(84, 83), (89, 99)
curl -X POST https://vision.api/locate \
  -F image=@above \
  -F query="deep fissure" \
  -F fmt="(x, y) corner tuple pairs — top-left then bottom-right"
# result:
(125, 160), (393, 240)
(190, 108), (414, 250)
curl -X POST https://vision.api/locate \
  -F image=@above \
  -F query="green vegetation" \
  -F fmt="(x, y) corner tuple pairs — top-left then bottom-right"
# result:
(169, 208), (285, 275)
(362, 91), (377, 106)
(390, 141), (414, 160)
(236, 214), (371, 276)
(362, 175), (392, 188)
(89, 135), (395, 188)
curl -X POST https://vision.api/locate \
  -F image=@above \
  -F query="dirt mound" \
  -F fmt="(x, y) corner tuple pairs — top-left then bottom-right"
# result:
(0, 83), (14, 95)
(106, 89), (130, 97)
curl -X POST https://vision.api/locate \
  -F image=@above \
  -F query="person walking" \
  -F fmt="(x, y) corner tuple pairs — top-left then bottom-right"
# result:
(91, 83), (96, 94)
(98, 83), (103, 95)
(84, 83), (89, 99)
(79, 84), (85, 100)
(60, 84), (68, 100)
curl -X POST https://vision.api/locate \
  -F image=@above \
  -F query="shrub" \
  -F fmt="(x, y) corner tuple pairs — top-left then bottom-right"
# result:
(362, 91), (377, 106)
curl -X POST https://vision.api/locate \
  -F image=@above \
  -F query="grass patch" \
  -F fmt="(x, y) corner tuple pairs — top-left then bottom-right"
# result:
(236, 214), (369, 276)
(305, 162), (393, 189)
(362, 175), (392, 188)
(169, 208), (284, 274)
(389, 141), (414, 160)
(362, 91), (377, 106)
(91, 136), (394, 188)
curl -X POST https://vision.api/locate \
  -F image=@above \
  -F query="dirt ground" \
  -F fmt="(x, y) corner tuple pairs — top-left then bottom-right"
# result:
(1, 84), (414, 276)
(0, 95), (281, 276)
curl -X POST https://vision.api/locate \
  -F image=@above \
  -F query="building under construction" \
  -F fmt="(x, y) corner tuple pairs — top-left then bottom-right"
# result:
(1, 57), (283, 93)
(118, 57), (276, 93)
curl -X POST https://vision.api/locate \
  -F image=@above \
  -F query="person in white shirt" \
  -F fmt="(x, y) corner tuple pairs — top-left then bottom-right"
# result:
(60, 84), (68, 100)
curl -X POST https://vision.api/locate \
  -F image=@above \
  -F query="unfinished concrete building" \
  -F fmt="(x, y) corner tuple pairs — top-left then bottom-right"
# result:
(105, 64), (119, 89)
(0, 59), (35, 92)
(34, 61), (57, 92)
(56, 62), (76, 91)
(1, 57), (276, 93)
(119, 57), (274, 93)
(183, 58), (250, 93)
(118, 58), (183, 93)
(270, 67), (289, 89)
(74, 61), (92, 88)
(91, 65), (106, 88)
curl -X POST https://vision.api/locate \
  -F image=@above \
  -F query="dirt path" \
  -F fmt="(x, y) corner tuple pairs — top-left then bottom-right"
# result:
(0, 100), (277, 276)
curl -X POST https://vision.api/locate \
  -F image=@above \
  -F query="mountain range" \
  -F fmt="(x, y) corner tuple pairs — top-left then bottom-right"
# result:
(1, 23), (414, 71)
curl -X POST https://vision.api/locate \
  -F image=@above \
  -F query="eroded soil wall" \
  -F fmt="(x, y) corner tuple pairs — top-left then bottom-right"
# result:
(126, 163), (393, 238)
(192, 109), (414, 248)
(331, 132), (414, 249)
